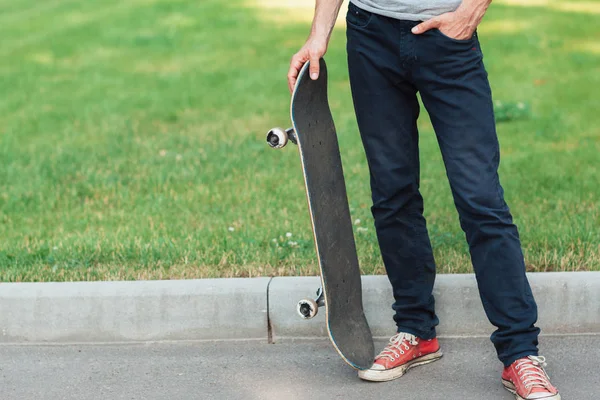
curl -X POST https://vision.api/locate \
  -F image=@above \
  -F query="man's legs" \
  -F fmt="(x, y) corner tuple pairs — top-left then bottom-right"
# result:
(346, 9), (438, 339)
(413, 30), (540, 366)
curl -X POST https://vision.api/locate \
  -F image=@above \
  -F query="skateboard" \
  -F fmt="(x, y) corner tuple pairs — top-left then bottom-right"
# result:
(266, 58), (374, 370)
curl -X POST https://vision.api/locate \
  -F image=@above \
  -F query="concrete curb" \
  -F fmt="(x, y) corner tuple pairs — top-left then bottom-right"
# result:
(0, 278), (269, 343)
(0, 272), (598, 343)
(269, 272), (600, 341)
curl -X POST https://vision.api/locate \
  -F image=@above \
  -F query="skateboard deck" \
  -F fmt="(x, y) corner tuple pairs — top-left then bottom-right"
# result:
(267, 59), (374, 370)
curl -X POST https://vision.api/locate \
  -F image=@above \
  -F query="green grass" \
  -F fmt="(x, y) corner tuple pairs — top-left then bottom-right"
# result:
(0, 0), (598, 281)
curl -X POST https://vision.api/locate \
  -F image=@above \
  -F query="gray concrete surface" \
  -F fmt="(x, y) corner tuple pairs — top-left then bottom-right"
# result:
(1, 335), (597, 400)
(1, 272), (599, 343)
(0, 278), (269, 343)
(269, 272), (600, 340)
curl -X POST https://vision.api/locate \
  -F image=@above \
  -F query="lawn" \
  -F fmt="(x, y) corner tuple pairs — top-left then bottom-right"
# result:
(0, 0), (598, 282)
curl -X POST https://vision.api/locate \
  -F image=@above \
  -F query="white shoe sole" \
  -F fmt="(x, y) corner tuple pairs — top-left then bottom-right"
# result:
(502, 379), (561, 400)
(358, 350), (443, 382)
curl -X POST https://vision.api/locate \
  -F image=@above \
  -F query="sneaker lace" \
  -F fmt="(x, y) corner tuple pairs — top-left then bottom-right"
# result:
(515, 356), (552, 391)
(375, 332), (419, 361)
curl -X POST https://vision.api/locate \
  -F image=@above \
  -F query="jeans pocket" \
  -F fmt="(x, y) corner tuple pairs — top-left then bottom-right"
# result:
(346, 2), (373, 28)
(432, 28), (477, 44)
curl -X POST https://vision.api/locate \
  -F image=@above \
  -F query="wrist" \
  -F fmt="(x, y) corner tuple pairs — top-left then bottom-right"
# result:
(455, 0), (489, 27)
(458, 0), (492, 11)
(309, 29), (330, 43)
(308, 32), (329, 50)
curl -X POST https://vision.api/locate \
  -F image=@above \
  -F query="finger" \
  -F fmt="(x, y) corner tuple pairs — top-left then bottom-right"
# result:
(287, 69), (296, 94)
(309, 51), (320, 80)
(411, 18), (440, 34)
(287, 54), (306, 93)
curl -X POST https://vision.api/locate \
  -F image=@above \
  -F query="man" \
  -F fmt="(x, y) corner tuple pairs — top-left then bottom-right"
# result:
(287, 0), (560, 399)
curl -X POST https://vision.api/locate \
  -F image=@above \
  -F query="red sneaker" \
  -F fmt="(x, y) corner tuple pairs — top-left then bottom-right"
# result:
(358, 332), (442, 382)
(502, 356), (561, 400)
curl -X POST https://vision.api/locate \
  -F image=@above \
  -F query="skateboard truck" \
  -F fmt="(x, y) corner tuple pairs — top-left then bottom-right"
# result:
(297, 287), (325, 319)
(266, 127), (297, 149)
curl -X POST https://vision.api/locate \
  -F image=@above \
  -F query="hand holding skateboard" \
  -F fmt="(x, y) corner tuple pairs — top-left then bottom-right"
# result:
(287, 37), (327, 93)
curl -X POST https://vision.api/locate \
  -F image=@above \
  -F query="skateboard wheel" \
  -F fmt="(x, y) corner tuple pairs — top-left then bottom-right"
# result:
(297, 298), (319, 319)
(266, 127), (288, 149)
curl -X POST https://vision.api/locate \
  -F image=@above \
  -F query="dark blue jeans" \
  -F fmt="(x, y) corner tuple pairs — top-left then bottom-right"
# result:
(346, 2), (540, 366)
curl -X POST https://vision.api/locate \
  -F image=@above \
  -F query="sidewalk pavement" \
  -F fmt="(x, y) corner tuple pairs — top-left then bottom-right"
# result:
(2, 335), (598, 400)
